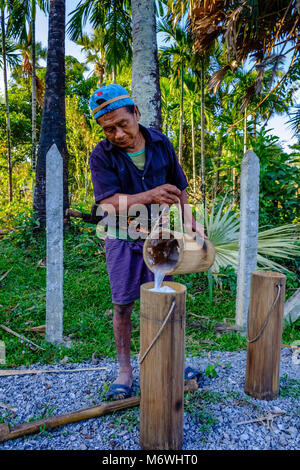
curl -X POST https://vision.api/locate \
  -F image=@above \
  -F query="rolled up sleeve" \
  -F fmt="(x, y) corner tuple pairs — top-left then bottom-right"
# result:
(90, 149), (122, 203)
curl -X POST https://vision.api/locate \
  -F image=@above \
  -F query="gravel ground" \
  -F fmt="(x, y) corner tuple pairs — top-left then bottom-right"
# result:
(0, 348), (299, 451)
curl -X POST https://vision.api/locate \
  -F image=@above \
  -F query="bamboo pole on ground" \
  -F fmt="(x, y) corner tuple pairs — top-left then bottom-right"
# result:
(0, 381), (198, 443)
(244, 271), (286, 401)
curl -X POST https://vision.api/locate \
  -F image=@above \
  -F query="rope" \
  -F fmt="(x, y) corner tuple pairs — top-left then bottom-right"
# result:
(139, 299), (176, 365)
(149, 203), (186, 250)
(149, 204), (170, 237)
(247, 284), (282, 343)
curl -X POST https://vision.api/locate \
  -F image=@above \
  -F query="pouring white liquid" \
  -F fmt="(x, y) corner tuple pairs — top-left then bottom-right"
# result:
(150, 263), (176, 293)
(145, 233), (179, 293)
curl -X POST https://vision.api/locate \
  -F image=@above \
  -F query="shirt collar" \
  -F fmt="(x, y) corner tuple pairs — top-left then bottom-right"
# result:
(102, 124), (163, 152)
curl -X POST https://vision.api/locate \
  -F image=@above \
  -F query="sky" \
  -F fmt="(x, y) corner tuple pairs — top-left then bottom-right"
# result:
(1, 1), (299, 153)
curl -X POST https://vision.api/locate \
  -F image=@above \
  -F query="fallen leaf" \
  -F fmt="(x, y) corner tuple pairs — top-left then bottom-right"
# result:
(92, 351), (101, 364)
(0, 268), (12, 282)
(37, 259), (46, 268)
(27, 325), (46, 336)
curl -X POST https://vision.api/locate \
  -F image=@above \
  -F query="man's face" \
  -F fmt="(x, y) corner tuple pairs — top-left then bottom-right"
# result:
(98, 105), (140, 149)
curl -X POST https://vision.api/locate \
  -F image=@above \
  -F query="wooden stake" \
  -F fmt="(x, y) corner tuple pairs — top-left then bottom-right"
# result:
(139, 281), (186, 450)
(245, 271), (286, 400)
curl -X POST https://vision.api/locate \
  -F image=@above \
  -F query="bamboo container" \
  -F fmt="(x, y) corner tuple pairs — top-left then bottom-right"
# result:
(143, 229), (215, 276)
(139, 281), (186, 450)
(245, 270), (286, 401)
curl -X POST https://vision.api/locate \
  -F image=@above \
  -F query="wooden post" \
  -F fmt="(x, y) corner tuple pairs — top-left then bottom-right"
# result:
(245, 271), (286, 401)
(140, 281), (186, 450)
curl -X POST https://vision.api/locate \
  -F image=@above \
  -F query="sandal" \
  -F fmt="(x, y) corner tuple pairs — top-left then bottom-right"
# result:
(184, 366), (202, 382)
(106, 383), (132, 400)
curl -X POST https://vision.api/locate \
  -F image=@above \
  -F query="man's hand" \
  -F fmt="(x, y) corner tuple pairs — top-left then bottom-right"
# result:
(149, 184), (181, 206)
(192, 221), (207, 240)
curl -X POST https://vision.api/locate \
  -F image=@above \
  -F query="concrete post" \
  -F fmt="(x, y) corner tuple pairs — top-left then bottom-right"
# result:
(46, 143), (63, 344)
(235, 150), (260, 331)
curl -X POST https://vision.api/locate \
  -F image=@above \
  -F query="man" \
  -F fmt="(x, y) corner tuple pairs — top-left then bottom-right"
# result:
(89, 84), (206, 400)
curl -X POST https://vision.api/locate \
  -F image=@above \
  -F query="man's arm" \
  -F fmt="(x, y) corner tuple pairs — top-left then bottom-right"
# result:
(98, 184), (181, 211)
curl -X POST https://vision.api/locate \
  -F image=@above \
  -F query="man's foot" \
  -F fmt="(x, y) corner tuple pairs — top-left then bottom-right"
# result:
(106, 383), (132, 400)
(184, 366), (202, 383)
(106, 369), (133, 401)
(113, 370), (133, 388)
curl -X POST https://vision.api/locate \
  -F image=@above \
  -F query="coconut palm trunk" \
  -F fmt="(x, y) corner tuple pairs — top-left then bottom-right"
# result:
(34, 0), (68, 225)
(191, 100), (196, 193)
(178, 61), (184, 165)
(1, 6), (12, 202)
(131, 0), (162, 131)
(215, 135), (222, 197)
(200, 57), (206, 210)
(31, 0), (37, 203)
(244, 108), (247, 154)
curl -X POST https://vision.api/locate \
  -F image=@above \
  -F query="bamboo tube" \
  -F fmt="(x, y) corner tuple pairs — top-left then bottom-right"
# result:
(139, 281), (186, 450)
(244, 271), (286, 401)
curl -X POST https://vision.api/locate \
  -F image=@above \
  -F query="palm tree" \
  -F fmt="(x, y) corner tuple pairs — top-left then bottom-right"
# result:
(34, 0), (68, 226)
(203, 196), (300, 282)
(11, 39), (47, 107)
(1, 4), (12, 201)
(131, 0), (162, 130)
(8, 0), (49, 202)
(77, 29), (106, 85)
(288, 105), (300, 135)
(67, 0), (131, 84)
(190, 1), (300, 115)
(160, 76), (175, 137)
(199, 56), (206, 209)
(0, 0), (21, 202)
(158, 18), (193, 163)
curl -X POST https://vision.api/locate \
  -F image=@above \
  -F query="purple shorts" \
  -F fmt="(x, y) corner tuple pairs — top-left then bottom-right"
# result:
(105, 237), (173, 305)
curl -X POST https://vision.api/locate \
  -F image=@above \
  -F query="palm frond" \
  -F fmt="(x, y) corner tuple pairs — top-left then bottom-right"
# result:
(203, 197), (300, 282)
(287, 104), (300, 135)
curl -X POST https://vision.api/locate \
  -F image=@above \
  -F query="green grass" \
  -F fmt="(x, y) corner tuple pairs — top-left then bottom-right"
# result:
(0, 215), (299, 368)
(184, 390), (219, 434)
(280, 374), (300, 400)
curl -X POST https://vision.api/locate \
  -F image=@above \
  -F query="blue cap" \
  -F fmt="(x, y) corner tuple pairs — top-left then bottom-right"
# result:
(89, 84), (134, 120)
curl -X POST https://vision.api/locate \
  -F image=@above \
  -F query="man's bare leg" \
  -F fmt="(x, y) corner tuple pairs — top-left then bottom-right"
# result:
(112, 301), (134, 388)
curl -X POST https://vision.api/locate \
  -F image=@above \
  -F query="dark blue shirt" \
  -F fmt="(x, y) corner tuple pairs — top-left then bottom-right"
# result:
(89, 124), (188, 203)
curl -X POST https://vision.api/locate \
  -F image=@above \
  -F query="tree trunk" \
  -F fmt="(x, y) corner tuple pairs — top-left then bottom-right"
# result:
(31, 0), (37, 206)
(200, 57), (206, 210)
(191, 100), (196, 193)
(112, 67), (116, 84)
(253, 112), (256, 140)
(34, 0), (68, 226)
(131, 0), (162, 131)
(244, 108), (247, 154)
(215, 137), (222, 197)
(1, 8), (13, 202)
(178, 62), (184, 165)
